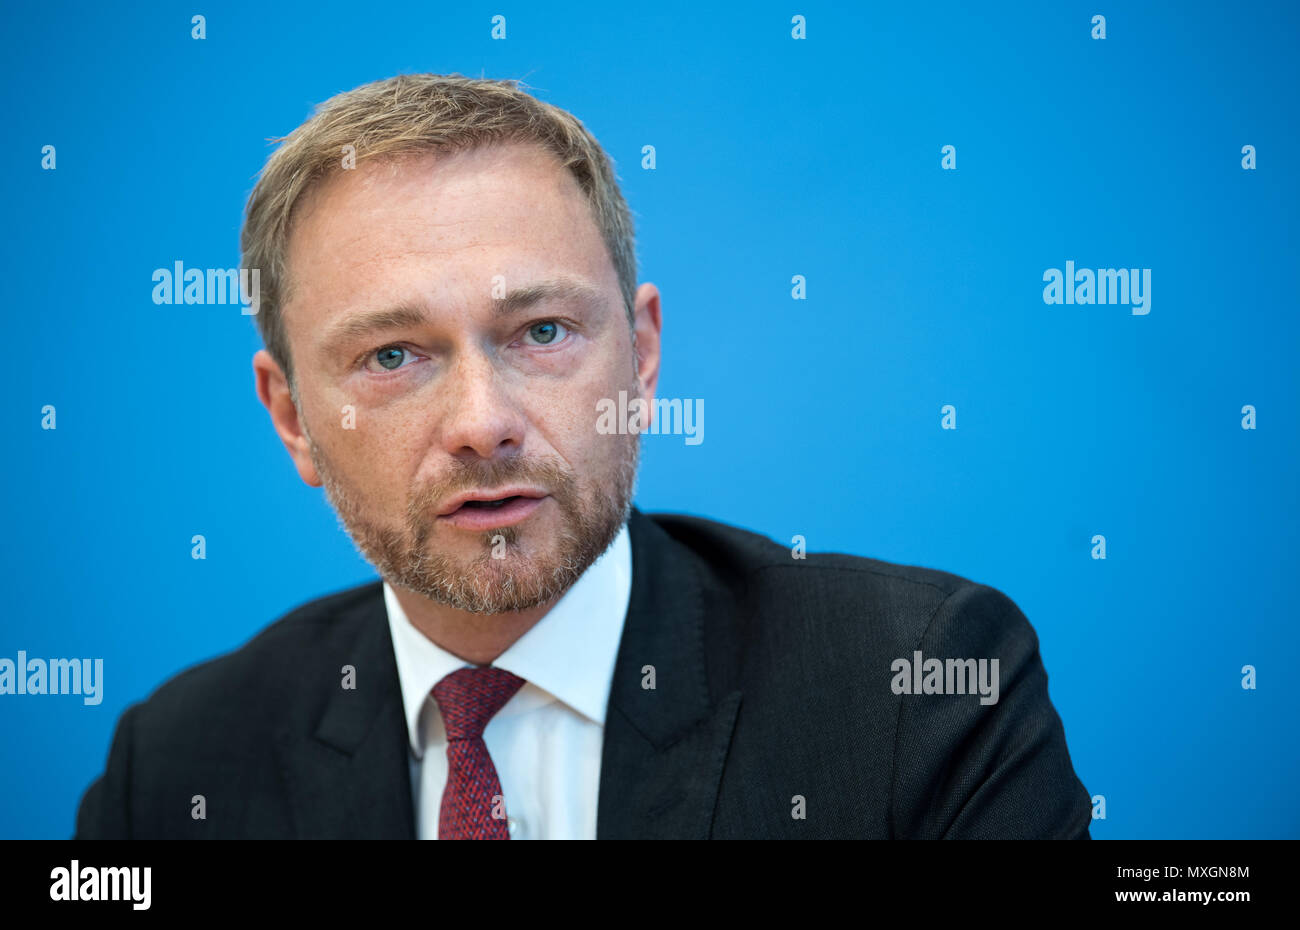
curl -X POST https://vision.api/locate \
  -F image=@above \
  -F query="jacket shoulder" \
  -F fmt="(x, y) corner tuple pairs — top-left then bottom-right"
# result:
(646, 511), (969, 588)
(75, 579), (387, 838)
(643, 510), (992, 642)
(131, 579), (384, 732)
(643, 513), (1088, 839)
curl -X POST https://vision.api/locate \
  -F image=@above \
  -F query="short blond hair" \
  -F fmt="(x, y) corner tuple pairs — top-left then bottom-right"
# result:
(240, 73), (637, 386)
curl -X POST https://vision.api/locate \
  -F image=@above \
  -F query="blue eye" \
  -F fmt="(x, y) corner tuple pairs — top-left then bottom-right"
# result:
(371, 346), (411, 371)
(524, 320), (568, 346)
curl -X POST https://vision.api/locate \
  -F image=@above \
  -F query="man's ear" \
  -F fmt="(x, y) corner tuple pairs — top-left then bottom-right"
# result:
(632, 282), (662, 409)
(253, 349), (322, 487)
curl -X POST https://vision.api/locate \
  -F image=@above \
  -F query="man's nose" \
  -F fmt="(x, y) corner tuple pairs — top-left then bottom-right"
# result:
(438, 349), (526, 460)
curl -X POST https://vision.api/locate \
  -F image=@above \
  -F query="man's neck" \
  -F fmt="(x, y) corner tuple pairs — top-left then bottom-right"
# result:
(388, 585), (559, 666)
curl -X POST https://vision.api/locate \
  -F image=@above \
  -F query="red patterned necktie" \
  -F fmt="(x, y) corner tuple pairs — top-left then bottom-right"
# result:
(431, 666), (526, 840)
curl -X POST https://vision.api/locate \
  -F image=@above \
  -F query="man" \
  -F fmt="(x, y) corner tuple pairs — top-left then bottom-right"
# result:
(75, 73), (1091, 840)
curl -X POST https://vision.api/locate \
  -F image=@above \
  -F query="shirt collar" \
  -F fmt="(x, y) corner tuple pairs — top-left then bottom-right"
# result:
(384, 521), (633, 757)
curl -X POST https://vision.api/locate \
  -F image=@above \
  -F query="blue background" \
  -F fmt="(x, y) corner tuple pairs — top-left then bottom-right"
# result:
(2, 0), (1296, 839)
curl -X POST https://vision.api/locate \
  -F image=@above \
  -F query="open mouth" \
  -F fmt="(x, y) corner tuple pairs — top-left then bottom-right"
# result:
(457, 496), (523, 511)
(438, 491), (548, 530)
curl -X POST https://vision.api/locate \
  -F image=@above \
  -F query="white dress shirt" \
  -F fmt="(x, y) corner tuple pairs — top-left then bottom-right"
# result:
(384, 523), (632, 840)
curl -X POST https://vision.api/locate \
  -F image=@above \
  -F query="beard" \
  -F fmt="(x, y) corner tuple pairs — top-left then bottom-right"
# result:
(304, 422), (639, 615)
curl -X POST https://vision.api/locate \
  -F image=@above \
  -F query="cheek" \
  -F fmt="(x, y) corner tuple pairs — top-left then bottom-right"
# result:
(324, 401), (428, 508)
(530, 356), (633, 474)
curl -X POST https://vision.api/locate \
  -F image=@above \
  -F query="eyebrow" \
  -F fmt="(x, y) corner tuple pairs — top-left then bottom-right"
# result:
(318, 276), (605, 357)
(492, 276), (604, 316)
(319, 305), (428, 357)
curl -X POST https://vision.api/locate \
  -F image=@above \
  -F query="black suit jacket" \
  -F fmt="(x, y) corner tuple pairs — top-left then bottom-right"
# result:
(75, 509), (1092, 839)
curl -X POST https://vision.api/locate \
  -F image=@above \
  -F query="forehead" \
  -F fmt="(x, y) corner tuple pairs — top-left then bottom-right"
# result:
(281, 141), (614, 325)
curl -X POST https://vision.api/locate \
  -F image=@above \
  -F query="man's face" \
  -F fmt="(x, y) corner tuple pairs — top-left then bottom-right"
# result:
(269, 142), (650, 614)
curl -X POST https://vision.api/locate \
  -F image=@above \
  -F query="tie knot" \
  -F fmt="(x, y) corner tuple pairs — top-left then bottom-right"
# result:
(431, 667), (526, 741)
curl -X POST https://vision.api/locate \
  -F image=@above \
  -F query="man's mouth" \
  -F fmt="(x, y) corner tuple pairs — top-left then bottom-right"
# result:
(458, 495), (521, 510)
(437, 489), (549, 530)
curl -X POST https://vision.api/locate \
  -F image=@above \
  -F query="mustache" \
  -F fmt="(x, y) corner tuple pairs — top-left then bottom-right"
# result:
(406, 456), (575, 523)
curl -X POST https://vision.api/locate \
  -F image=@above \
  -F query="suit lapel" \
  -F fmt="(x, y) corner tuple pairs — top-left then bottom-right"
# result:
(597, 510), (743, 839)
(274, 588), (415, 839)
